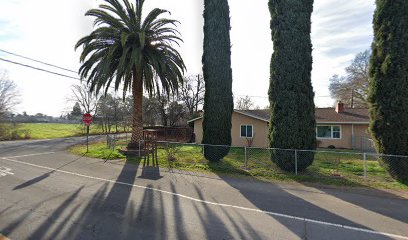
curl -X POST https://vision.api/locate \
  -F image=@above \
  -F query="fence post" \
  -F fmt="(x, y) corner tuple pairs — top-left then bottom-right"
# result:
(138, 140), (141, 157)
(244, 147), (248, 170)
(295, 150), (298, 176)
(363, 152), (367, 178)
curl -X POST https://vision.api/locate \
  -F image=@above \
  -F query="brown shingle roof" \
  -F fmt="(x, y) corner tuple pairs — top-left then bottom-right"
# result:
(315, 108), (369, 123)
(235, 109), (270, 121)
(236, 108), (369, 123)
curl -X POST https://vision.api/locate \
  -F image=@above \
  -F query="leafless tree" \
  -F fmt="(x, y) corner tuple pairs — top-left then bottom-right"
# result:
(179, 74), (204, 118)
(0, 70), (19, 119)
(69, 83), (99, 115)
(236, 95), (255, 110)
(329, 50), (370, 108)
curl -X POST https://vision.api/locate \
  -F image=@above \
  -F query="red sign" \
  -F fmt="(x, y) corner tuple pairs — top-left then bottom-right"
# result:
(82, 113), (93, 126)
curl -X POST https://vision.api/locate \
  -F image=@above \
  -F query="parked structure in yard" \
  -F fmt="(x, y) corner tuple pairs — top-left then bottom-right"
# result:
(143, 126), (193, 143)
(188, 102), (371, 150)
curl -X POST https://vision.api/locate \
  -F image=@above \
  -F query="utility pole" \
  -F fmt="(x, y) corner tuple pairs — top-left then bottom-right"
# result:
(351, 88), (354, 108)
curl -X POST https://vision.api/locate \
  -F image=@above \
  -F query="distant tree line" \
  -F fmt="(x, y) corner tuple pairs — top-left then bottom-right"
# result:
(5, 112), (72, 123)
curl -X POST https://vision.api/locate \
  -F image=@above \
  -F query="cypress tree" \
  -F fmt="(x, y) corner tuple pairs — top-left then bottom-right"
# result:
(201, 0), (234, 161)
(368, 1), (408, 182)
(268, 0), (316, 171)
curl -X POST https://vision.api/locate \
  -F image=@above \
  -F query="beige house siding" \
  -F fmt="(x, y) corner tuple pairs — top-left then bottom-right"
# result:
(193, 113), (269, 147)
(352, 124), (371, 149)
(231, 113), (269, 148)
(192, 112), (370, 149)
(193, 118), (203, 144)
(316, 124), (370, 149)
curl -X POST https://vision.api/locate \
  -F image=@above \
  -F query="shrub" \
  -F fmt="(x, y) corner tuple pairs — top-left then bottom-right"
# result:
(268, 0), (316, 171)
(201, 0), (234, 162)
(165, 144), (181, 169)
(368, 0), (408, 181)
(271, 149), (315, 172)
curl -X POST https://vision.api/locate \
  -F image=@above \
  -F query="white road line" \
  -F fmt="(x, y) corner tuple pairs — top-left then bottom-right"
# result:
(2, 156), (408, 240)
(2, 152), (56, 159)
(0, 167), (14, 176)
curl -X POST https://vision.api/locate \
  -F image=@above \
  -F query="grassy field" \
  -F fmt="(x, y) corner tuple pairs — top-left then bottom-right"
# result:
(69, 140), (408, 191)
(0, 123), (105, 140)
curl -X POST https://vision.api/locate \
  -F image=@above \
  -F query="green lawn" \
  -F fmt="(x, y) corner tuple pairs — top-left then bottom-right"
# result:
(0, 123), (105, 140)
(69, 140), (408, 191)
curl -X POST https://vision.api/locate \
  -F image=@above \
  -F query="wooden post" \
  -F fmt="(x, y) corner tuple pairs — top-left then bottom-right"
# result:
(86, 125), (89, 153)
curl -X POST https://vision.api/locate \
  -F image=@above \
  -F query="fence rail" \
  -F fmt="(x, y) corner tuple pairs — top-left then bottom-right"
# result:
(105, 134), (406, 182)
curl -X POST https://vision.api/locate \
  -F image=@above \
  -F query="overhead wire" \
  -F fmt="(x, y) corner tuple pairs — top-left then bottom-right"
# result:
(236, 94), (332, 99)
(0, 48), (78, 73)
(0, 57), (81, 80)
(0, 56), (124, 92)
(0, 49), (331, 99)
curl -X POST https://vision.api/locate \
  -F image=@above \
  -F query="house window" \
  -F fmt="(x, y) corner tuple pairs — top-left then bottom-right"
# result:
(316, 126), (341, 139)
(240, 125), (253, 138)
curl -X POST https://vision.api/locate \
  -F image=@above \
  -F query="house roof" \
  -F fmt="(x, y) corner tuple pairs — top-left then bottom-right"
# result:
(188, 108), (369, 124)
(315, 108), (369, 124)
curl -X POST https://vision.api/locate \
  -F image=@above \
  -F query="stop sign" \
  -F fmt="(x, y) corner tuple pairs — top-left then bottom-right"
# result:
(82, 113), (93, 126)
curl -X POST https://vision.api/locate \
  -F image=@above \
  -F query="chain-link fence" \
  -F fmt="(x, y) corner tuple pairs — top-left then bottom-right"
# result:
(107, 134), (408, 183)
(352, 135), (376, 152)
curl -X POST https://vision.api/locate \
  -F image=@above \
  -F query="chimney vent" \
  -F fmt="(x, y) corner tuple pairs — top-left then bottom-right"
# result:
(335, 101), (344, 113)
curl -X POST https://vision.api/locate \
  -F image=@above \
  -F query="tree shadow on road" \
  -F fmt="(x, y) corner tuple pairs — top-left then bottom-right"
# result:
(9, 151), (404, 239)
(12, 154), (87, 190)
(208, 159), (397, 240)
(292, 168), (408, 224)
(18, 155), (274, 239)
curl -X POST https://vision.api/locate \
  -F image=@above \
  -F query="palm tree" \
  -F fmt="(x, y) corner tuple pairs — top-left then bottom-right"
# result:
(75, 0), (185, 150)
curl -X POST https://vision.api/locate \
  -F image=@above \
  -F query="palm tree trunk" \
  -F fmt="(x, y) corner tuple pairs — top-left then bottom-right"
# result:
(127, 69), (144, 150)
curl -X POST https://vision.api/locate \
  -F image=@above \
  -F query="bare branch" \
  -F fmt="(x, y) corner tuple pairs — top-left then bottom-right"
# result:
(236, 96), (255, 110)
(0, 70), (20, 118)
(179, 74), (204, 117)
(329, 50), (370, 108)
(68, 83), (99, 115)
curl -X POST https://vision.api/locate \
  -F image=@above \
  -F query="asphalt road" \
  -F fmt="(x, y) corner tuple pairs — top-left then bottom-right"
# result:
(0, 137), (407, 240)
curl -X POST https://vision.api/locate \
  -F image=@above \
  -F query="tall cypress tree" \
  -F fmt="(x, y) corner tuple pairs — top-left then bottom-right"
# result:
(368, 1), (408, 182)
(202, 0), (233, 161)
(268, 0), (316, 171)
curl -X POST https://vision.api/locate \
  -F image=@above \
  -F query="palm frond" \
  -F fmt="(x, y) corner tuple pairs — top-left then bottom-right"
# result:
(76, 0), (186, 98)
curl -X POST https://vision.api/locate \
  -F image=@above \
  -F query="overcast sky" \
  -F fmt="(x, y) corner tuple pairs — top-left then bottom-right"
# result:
(0, 0), (375, 117)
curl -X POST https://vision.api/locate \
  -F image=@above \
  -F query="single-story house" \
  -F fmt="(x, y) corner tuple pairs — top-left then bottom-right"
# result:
(188, 102), (371, 149)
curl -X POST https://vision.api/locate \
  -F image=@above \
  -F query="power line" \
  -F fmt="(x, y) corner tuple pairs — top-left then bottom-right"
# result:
(0, 57), (81, 80)
(0, 48), (78, 73)
(0, 57), (123, 92)
(236, 94), (332, 99)
(236, 95), (268, 99)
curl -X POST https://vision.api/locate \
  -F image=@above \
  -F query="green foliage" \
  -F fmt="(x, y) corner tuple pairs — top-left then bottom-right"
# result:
(368, 0), (408, 182)
(165, 143), (181, 169)
(75, 0), (186, 146)
(201, 0), (234, 161)
(69, 102), (82, 120)
(0, 123), (106, 140)
(0, 123), (30, 140)
(70, 141), (126, 159)
(268, 0), (316, 171)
